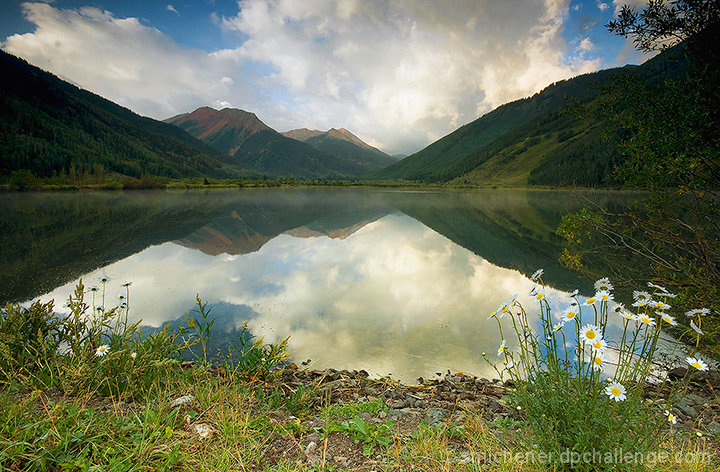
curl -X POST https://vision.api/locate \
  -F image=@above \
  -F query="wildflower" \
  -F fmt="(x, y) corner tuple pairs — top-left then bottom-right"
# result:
(533, 291), (545, 302)
(130, 352), (137, 359)
(121, 281), (132, 287)
(650, 300), (671, 310)
(497, 340), (507, 357)
(647, 282), (668, 292)
(637, 314), (657, 327)
(659, 312), (677, 326)
(590, 352), (607, 371)
(487, 309), (498, 320)
(88, 286), (99, 292)
(584, 296), (598, 307)
(553, 322), (564, 331)
(690, 320), (704, 335)
(665, 410), (677, 425)
(605, 382), (627, 402)
(594, 278), (613, 292)
(685, 308), (711, 317)
(118, 294), (126, 301)
(686, 357), (708, 371)
(633, 291), (651, 302)
(590, 339), (608, 353)
(596, 290), (613, 302)
(504, 361), (514, 370)
(95, 345), (110, 357)
(530, 269), (544, 281)
(562, 307), (579, 323)
(568, 289), (579, 298)
(580, 324), (602, 344)
(100, 276), (110, 283)
(619, 310), (636, 321)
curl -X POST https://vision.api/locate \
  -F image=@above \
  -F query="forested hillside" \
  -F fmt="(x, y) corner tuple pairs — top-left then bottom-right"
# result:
(0, 51), (246, 181)
(366, 44), (687, 187)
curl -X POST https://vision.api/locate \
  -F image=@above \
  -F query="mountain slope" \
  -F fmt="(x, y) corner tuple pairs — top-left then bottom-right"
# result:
(367, 45), (687, 186)
(283, 127), (398, 173)
(166, 107), (369, 179)
(0, 50), (245, 179)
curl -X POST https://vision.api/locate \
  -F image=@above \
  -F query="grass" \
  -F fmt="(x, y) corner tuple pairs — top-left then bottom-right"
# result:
(0, 282), (717, 471)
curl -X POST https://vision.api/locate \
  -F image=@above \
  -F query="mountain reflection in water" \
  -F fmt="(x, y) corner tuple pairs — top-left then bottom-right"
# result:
(3, 188), (635, 382)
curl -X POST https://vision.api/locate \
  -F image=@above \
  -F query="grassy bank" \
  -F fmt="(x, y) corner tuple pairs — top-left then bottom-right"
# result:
(2, 282), (718, 471)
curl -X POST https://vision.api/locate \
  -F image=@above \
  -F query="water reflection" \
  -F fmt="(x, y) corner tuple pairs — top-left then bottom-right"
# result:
(4, 188), (640, 382)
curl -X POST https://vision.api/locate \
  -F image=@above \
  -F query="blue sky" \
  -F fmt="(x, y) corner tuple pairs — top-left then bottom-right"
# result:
(0, 0), (649, 154)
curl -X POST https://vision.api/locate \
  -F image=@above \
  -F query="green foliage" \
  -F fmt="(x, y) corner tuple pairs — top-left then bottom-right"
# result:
(324, 416), (393, 456)
(0, 50), (244, 182)
(322, 398), (388, 420)
(0, 395), (185, 471)
(487, 275), (704, 471)
(0, 280), (183, 399)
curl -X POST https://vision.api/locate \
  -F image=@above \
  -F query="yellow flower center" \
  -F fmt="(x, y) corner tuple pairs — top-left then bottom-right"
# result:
(536, 293), (543, 300)
(691, 362), (702, 369)
(593, 341), (601, 349)
(568, 312), (576, 319)
(586, 298), (596, 304)
(641, 317), (650, 323)
(611, 387), (621, 396)
(594, 356), (602, 366)
(586, 330), (596, 340)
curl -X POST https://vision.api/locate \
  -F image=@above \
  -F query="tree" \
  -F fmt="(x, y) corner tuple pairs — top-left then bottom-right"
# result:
(559, 0), (720, 355)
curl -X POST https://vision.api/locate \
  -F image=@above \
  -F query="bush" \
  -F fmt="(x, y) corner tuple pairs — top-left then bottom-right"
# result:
(487, 271), (711, 471)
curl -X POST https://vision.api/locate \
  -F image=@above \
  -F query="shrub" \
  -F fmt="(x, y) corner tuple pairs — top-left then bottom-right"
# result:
(487, 271), (711, 471)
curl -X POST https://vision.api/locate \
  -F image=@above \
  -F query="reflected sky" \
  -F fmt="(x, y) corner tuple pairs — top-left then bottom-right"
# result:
(14, 188), (677, 383)
(34, 211), (581, 382)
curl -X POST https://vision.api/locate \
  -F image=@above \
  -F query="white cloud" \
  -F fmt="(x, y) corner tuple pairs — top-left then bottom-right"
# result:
(166, 4), (179, 15)
(2, 2), (264, 120)
(597, 1), (610, 11)
(3, 0), (603, 155)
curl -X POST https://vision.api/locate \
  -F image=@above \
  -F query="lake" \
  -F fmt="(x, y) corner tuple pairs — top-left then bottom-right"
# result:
(1, 188), (640, 382)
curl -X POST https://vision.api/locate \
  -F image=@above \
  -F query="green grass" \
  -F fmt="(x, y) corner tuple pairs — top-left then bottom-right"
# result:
(1, 282), (716, 471)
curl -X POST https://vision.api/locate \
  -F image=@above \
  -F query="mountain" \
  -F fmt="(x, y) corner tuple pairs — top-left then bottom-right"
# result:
(366, 45), (687, 186)
(0, 50), (246, 180)
(282, 127), (399, 173)
(166, 107), (395, 178)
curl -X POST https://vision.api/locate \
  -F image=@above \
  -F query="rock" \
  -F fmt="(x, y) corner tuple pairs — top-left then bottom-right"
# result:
(305, 432), (319, 443)
(674, 400), (696, 418)
(426, 408), (449, 425)
(390, 399), (407, 409)
(170, 395), (194, 408)
(703, 422), (720, 435)
(378, 411), (388, 419)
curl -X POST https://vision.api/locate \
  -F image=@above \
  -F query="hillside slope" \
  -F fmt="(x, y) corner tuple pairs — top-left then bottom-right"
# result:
(0, 50), (244, 180)
(367, 45), (687, 186)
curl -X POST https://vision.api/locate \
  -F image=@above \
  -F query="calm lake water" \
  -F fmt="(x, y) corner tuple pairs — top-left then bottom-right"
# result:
(1, 188), (641, 381)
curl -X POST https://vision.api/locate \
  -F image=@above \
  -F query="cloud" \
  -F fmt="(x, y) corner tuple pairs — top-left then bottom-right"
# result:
(3, 1), (603, 155)
(166, 4), (179, 15)
(2, 2), (265, 120)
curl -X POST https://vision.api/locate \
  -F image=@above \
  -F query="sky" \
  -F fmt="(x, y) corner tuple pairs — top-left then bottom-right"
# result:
(0, 0), (650, 155)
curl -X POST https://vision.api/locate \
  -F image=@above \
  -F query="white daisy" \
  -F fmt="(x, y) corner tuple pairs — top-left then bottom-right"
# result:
(568, 289), (579, 298)
(605, 382), (627, 402)
(686, 357), (708, 371)
(685, 308), (711, 317)
(590, 339), (608, 353)
(659, 312), (677, 326)
(690, 320), (704, 335)
(553, 322), (564, 331)
(95, 345), (110, 357)
(596, 290), (613, 303)
(665, 410), (677, 424)
(594, 278), (613, 292)
(562, 307), (579, 323)
(633, 291), (652, 302)
(647, 282), (668, 292)
(637, 314), (657, 327)
(530, 269), (544, 281)
(580, 324), (602, 344)
(589, 352), (608, 371)
(497, 340), (507, 357)
(533, 291), (545, 302)
(650, 300), (671, 310)
(584, 296), (598, 307)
